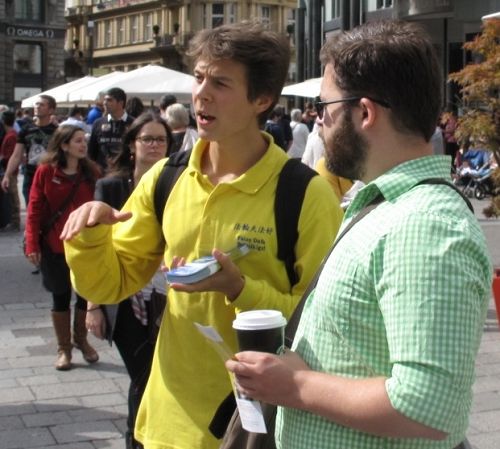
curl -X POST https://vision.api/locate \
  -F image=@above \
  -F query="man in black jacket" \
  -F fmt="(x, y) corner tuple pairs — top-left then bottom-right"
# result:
(88, 87), (134, 172)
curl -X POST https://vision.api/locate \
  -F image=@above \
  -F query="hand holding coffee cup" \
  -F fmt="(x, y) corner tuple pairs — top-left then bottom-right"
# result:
(232, 310), (287, 354)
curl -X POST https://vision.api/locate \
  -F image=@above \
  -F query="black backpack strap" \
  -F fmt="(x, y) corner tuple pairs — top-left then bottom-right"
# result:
(154, 149), (192, 225)
(417, 178), (474, 213)
(275, 159), (318, 286)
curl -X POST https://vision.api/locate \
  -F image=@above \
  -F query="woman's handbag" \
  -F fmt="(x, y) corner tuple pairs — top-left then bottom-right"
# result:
(39, 238), (71, 294)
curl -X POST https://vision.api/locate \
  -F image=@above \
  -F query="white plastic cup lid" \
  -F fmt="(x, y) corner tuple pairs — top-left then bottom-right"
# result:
(233, 310), (287, 331)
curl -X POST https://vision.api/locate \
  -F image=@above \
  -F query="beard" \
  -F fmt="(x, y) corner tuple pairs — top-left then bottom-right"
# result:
(323, 108), (368, 181)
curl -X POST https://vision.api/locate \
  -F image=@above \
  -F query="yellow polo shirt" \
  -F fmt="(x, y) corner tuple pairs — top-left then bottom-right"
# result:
(65, 135), (343, 449)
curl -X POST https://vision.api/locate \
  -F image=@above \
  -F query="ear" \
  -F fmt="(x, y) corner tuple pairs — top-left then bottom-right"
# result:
(254, 95), (273, 115)
(358, 98), (377, 130)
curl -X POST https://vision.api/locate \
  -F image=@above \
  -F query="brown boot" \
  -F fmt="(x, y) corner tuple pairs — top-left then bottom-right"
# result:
(51, 311), (72, 371)
(73, 308), (99, 363)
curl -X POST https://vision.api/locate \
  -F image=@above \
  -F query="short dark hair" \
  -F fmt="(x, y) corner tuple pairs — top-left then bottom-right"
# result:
(187, 21), (290, 125)
(39, 95), (56, 111)
(69, 106), (83, 117)
(104, 87), (127, 106)
(320, 20), (442, 142)
(159, 94), (177, 111)
(125, 96), (144, 118)
(2, 110), (15, 127)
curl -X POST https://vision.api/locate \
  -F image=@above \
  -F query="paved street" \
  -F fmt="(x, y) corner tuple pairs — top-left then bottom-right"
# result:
(0, 198), (499, 449)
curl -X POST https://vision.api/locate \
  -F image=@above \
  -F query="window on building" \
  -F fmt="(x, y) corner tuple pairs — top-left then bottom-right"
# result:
(14, 0), (43, 22)
(259, 6), (271, 26)
(212, 3), (224, 28)
(117, 17), (125, 45)
(332, 0), (341, 18)
(104, 20), (112, 47)
(376, 0), (393, 8)
(131, 15), (139, 42)
(144, 12), (153, 40)
(13, 43), (42, 73)
(227, 3), (236, 23)
(287, 9), (295, 46)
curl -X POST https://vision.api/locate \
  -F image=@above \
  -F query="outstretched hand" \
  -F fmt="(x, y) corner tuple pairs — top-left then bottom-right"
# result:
(60, 200), (132, 241)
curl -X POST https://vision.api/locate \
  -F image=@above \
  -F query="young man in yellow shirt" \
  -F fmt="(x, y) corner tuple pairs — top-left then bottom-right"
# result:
(62, 22), (342, 449)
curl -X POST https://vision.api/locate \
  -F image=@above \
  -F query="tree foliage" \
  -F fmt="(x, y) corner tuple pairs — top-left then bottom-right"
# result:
(449, 18), (500, 217)
(448, 18), (500, 163)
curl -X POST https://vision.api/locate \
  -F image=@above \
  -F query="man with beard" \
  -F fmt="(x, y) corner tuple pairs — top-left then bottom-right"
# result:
(226, 20), (492, 449)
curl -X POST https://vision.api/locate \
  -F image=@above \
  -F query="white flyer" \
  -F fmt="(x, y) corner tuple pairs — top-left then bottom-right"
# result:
(194, 322), (268, 433)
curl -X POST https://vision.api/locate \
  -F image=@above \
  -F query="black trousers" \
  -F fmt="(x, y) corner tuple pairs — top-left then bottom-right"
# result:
(112, 299), (156, 448)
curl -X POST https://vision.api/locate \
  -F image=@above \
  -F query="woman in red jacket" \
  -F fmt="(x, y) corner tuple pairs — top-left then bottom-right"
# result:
(25, 125), (100, 370)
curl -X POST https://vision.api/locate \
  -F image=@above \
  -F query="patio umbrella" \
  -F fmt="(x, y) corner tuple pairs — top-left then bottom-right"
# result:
(68, 65), (194, 105)
(67, 71), (127, 104)
(281, 78), (322, 98)
(21, 76), (97, 108)
(115, 64), (195, 103)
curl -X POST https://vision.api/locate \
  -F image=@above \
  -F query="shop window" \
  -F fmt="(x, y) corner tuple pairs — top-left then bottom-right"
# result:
(14, 43), (42, 73)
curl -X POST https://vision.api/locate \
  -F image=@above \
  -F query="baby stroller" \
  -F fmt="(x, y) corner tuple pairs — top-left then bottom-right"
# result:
(453, 159), (493, 199)
(473, 168), (496, 200)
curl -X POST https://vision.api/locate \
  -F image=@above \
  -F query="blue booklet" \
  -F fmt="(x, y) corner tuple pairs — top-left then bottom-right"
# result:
(165, 244), (250, 284)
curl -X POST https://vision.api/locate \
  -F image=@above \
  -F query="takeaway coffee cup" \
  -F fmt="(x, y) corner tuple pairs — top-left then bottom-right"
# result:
(232, 310), (287, 354)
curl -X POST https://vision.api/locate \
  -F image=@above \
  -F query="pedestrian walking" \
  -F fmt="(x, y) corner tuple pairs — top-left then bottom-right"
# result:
(25, 124), (101, 370)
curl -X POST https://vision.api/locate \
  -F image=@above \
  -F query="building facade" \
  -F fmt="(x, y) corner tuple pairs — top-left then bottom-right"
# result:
(0, 0), (66, 106)
(64, 0), (296, 79)
(297, 0), (500, 109)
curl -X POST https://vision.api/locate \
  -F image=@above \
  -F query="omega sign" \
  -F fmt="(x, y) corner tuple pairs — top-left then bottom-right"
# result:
(6, 25), (58, 39)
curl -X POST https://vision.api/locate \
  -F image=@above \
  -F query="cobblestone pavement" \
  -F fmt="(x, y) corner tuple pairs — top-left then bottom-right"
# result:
(0, 198), (498, 449)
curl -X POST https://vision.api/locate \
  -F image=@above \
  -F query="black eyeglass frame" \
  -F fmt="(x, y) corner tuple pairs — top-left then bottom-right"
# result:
(314, 96), (390, 118)
(135, 136), (168, 145)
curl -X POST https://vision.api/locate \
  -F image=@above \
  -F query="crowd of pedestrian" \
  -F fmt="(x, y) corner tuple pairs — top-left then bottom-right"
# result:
(0, 17), (494, 449)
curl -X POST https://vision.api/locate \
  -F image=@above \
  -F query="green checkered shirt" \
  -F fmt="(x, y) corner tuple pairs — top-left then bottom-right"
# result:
(276, 156), (492, 449)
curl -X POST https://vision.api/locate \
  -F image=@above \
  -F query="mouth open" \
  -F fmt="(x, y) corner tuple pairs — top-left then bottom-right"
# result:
(197, 112), (215, 125)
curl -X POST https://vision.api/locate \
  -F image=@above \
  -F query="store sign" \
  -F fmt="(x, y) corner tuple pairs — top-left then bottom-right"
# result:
(3, 24), (64, 40)
(395, 0), (453, 17)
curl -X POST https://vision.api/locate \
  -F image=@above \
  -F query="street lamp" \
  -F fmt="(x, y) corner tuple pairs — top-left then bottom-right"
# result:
(87, 20), (94, 76)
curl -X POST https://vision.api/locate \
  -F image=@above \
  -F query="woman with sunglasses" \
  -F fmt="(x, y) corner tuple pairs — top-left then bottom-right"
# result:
(85, 112), (173, 449)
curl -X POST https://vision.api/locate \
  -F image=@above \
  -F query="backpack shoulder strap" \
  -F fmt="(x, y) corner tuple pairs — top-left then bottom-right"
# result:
(417, 178), (474, 213)
(154, 149), (192, 225)
(275, 158), (318, 286)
